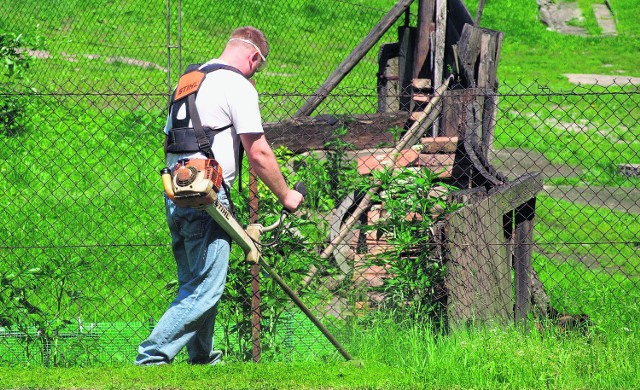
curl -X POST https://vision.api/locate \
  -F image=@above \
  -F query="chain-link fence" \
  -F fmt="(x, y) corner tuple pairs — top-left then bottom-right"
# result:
(1, 0), (639, 367)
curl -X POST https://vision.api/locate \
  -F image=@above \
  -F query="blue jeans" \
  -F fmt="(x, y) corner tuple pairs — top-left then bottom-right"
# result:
(135, 190), (231, 365)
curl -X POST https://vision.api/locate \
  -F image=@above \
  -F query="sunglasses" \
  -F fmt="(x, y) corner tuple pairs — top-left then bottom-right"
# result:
(229, 38), (268, 72)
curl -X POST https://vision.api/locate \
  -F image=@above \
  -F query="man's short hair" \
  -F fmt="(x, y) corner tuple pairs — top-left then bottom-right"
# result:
(230, 26), (269, 58)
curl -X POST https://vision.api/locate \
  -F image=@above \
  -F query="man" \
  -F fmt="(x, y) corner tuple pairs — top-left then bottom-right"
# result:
(136, 26), (304, 365)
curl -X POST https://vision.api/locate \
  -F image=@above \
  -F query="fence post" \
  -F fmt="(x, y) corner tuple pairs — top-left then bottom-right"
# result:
(249, 168), (261, 363)
(513, 198), (536, 323)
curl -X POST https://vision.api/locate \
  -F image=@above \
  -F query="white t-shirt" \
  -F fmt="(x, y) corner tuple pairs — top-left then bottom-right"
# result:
(164, 59), (263, 186)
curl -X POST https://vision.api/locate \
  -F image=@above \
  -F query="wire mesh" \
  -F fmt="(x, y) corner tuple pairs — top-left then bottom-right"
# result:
(1, 0), (639, 367)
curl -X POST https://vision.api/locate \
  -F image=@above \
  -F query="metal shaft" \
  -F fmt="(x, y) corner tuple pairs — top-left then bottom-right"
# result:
(258, 258), (353, 361)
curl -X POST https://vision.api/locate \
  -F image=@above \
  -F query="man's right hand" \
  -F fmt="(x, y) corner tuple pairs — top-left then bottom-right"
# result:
(281, 189), (304, 213)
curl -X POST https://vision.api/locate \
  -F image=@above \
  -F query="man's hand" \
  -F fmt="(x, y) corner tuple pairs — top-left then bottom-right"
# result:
(281, 189), (304, 213)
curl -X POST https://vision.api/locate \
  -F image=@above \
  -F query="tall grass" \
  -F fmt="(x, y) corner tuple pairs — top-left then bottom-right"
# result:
(1, 320), (638, 388)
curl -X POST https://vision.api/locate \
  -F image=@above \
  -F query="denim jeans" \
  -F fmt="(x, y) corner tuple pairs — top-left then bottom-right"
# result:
(135, 190), (231, 365)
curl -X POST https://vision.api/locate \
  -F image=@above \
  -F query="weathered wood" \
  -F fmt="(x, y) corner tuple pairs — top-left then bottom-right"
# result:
(413, 0), (436, 78)
(263, 112), (409, 152)
(513, 198), (536, 322)
(457, 24), (504, 88)
(445, 194), (512, 325)
(295, 0), (416, 117)
(399, 26), (417, 112)
(487, 173), (543, 216)
(481, 92), (498, 159)
(447, 186), (487, 205)
(433, 0), (447, 88)
(451, 91), (506, 189)
(440, 88), (485, 138)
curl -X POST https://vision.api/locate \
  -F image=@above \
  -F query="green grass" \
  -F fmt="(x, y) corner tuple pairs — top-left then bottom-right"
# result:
(1, 320), (639, 389)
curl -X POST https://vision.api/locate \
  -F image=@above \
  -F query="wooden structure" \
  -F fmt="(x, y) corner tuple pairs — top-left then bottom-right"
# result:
(264, 0), (547, 326)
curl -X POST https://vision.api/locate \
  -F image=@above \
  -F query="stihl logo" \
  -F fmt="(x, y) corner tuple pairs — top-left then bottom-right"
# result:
(177, 82), (199, 96)
(174, 71), (205, 101)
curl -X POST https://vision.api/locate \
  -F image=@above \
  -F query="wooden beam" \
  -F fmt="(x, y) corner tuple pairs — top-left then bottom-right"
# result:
(263, 112), (409, 152)
(433, 0), (447, 89)
(294, 0), (416, 117)
(445, 193), (512, 325)
(514, 198), (536, 323)
(487, 173), (544, 216)
(413, 0), (436, 78)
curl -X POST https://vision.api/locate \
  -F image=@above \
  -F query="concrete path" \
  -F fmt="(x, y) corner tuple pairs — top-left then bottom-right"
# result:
(593, 3), (617, 36)
(537, 0), (617, 36)
(563, 74), (640, 86)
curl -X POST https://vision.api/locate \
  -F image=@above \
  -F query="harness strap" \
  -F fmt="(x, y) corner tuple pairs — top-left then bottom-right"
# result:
(187, 93), (213, 158)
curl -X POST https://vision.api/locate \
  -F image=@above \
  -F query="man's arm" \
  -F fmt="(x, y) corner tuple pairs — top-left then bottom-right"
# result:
(240, 133), (303, 212)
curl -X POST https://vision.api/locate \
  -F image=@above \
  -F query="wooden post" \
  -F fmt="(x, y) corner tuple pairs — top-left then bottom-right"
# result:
(413, 0), (436, 79)
(249, 168), (261, 362)
(514, 198), (536, 323)
(295, 0), (415, 117)
(433, 0), (447, 89)
(398, 24), (416, 111)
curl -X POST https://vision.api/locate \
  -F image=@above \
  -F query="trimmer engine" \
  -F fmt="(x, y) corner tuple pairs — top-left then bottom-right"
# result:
(161, 158), (223, 208)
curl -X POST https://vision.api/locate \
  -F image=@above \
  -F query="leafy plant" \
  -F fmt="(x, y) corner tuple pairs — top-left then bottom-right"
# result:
(361, 167), (460, 320)
(0, 30), (43, 136)
(0, 255), (90, 367)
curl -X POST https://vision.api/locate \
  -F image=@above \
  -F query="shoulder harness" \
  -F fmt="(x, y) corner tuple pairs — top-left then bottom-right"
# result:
(166, 63), (246, 158)
(166, 63), (248, 192)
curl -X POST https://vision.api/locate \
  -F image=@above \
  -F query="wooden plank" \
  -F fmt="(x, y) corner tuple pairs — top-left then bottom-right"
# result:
(457, 24), (504, 88)
(440, 88), (484, 138)
(445, 194), (512, 325)
(398, 26), (417, 111)
(514, 198), (536, 322)
(481, 91), (498, 158)
(413, 0), (436, 78)
(295, 0), (416, 117)
(433, 0), (447, 89)
(487, 173), (544, 216)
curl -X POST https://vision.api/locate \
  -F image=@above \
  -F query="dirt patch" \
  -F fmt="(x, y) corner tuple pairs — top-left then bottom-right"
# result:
(490, 147), (582, 181)
(26, 49), (167, 72)
(534, 244), (637, 277)
(543, 185), (640, 215)
(491, 147), (640, 215)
